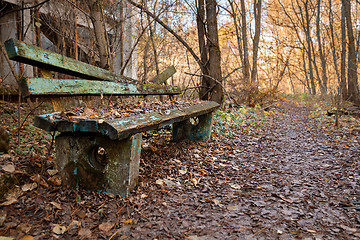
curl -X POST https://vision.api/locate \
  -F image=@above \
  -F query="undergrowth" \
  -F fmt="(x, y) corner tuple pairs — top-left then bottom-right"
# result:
(213, 105), (276, 138)
(286, 94), (360, 130)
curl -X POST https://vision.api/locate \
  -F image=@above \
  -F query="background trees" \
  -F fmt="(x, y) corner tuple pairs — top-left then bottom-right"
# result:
(2, 0), (360, 105)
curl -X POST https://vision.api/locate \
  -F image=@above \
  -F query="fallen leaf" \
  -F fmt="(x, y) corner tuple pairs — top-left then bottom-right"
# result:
(186, 236), (200, 240)
(120, 219), (132, 224)
(230, 184), (241, 189)
(99, 222), (115, 233)
(0, 211), (7, 225)
(140, 194), (147, 199)
(50, 201), (62, 210)
(191, 177), (201, 186)
(163, 179), (177, 187)
(105, 193), (115, 198)
(30, 175), (48, 188)
(307, 229), (317, 233)
(156, 179), (164, 185)
(279, 194), (294, 203)
(2, 164), (15, 173)
(179, 168), (187, 175)
(52, 224), (67, 235)
(48, 176), (62, 186)
(16, 223), (32, 233)
(0, 154), (11, 160)
(0, 237), (15, 240)
(74, 210), (86, 219)
(0, 197), (17, 206)
(19, 235), (34, 240)
(78, 228), (92, 237)
(68, 221), (80, 231)
(47, 169), (58, 176)
(21, 183), (38, 192)
(227, 205), (240, 211)
(340, 224), (357, 232)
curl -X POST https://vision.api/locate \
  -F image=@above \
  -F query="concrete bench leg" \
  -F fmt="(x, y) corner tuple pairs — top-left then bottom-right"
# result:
(172, 112), (214, 142)
(55, 133), (142, 196)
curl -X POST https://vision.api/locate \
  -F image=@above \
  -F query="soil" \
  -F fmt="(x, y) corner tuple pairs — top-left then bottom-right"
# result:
(0, 100), (359, 239)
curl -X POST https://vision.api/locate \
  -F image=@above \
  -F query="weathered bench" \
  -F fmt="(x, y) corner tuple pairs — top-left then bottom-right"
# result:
(5, 38), (220, 196)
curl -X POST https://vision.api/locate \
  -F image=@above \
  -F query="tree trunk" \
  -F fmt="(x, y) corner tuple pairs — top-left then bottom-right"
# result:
(205, 0), (223, 103)
(251, 0), (262, 82)
(329, 0), (341, 92)
(86, 0), (110, 69)
(343, 0), (360, 104)
(303, 0), (316, 94)
(240, 0), (250, 83)
(340, 0), (348, 99)
(228, 0), (244, 67)
(316, 0), (328, 95)
(197, 0), (210, 100)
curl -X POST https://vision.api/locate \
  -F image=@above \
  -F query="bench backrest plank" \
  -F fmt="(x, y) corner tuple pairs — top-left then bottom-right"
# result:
(149, 66), (176, 84)
(5, 38), (135, 83)
(20, 78), (181, 97)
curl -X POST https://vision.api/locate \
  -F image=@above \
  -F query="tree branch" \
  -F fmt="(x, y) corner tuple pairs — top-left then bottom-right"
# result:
(185, 72), (238, 105)
(0, 0), (50, 19)
(126, 0), (204, 72)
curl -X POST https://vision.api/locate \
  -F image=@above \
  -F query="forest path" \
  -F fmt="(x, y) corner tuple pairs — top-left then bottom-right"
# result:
(135, 100), (360, 239)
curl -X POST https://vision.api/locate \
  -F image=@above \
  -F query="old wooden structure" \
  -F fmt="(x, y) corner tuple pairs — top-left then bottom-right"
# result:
(5, 38), (220, 196)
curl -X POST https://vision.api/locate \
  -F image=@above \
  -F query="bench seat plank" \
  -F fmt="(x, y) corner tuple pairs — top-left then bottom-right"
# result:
(101, 101), (219, 140)
(34, 101), (220, 140)
(5, 38), (135, 83)
(20, 78), (181, 97)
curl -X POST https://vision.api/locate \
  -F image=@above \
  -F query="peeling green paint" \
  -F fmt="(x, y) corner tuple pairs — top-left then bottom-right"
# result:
(19, 78), (180, 97)
(5, 38), (135, 82)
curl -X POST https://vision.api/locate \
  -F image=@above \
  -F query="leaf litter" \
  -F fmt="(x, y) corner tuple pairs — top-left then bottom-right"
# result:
(0, 100), (359, 239)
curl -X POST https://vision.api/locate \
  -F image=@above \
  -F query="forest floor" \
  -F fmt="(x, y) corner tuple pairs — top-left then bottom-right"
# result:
(0, 97), (359, 239)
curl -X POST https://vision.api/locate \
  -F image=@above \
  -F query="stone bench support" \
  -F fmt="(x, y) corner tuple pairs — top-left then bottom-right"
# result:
(55, 133), (142, 196)
(172, 112), (214, 142)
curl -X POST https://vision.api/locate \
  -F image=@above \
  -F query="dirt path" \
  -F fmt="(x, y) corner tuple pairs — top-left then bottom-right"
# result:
(0, 101), (359, 239)
(133, 101), (360, 239)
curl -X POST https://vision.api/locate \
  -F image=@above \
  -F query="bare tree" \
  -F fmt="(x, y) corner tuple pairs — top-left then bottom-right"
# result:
(343, 0), (360, 103)
(85, 0), (110, 69)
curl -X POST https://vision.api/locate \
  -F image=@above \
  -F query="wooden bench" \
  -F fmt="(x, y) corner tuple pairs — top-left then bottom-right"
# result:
(5, 38), (220, 196)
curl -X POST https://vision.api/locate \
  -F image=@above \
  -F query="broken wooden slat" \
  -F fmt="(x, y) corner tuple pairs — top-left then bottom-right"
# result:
(34, 101), (220, 140)
(19, 78), (181, 97)
(4, 38), (135, 83)
(149, 66), (176, 84)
